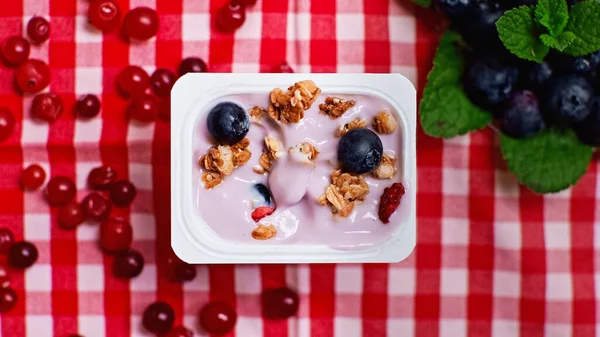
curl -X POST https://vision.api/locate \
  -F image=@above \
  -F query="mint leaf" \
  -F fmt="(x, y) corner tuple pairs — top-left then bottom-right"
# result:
(535, 0), (569, 36)
(421, 86), (492, 138)
(501, 129), (593, 194)
(411, 0), (431, 7)
(540, 31), (576, 51)
(419, 31), (492, 138)
(497, 6), (550, 63)
(564, 1), (600, 56)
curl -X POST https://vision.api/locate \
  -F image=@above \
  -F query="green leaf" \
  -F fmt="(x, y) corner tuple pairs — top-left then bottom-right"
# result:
(497, 6), (550, 63)
(411, 0), (431, 7)
(419, 30), (492, 138)
(563, 1), (600, 56)
(535, 0), (569, 36)
(420, 86), (492, 138)
(501, 129), (593, 194)
(540, 31), (576, 51)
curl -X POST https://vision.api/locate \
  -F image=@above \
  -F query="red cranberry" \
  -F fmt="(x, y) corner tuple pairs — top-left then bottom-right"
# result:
(0, 287), (17, 313)
(0, 107), (15, 143)
(88, 0), (121, 32)
(75, 94), (101, 118)
(150, 69), (176, 97)
(216, 4), (246, 33)
(233, 0), (257, 6)
(57, 202), (85, 230)
(0, 265), (11, 288)
(31, 93), (63, 122)
(15, 59), (50, 94)
(99, 218), (132, 253)
(45, 176), (76, 206)
(113, 249), (144, 278)
(277, 61), (294, 73)
(81, 193), (112, 222)
(165, 326), (193, 337)
(159, 96), (171, 122)
(127, 94), (159, 123)
(2, 36), (30, 66)
(199, 301), (237, 335)
(8, 241), (38, 269)
(142, 301), (175, 334)
(27, 16), (50, 45)
(178, 57), (207, 76)
(117, 65), (149, 97)
(174, 262), (196, 282)
(88, 165), (117, 189)
(0, 229), (15, 254)
(122, 7), (159, 41)
(261, 287), (299, 319)
(20, 164), (46, 191)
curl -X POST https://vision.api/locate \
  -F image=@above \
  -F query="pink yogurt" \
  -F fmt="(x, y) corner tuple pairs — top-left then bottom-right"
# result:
(193, 92), (408, 249)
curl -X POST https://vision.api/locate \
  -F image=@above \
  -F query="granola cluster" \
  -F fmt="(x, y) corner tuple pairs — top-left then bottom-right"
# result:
(252, 224), (277, 240)
(199, 138), (252, 189)
(373, 111), (397, 134)
(249, 106), (267, 123)
(372, 153), (397, 179)
(319, 96), (356, 119)
(318, 169), (369, 217)
(268, 80), (321, 123)
(337, 117), (367, 137)
(254, 136), (284, 174)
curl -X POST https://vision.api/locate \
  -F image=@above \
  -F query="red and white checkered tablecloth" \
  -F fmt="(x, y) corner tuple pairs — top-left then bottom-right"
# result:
(0, 0), (599, 336)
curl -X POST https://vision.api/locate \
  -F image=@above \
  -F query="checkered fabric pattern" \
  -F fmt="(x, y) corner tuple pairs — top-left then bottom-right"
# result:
(0, 0), (598, 336)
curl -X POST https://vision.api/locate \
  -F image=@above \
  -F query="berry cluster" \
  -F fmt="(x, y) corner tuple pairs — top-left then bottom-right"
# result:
(436, 0), (600, 145)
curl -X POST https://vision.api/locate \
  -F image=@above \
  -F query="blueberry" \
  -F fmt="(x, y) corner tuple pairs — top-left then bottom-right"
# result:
(545, 75), (594, 126)
(455, 0), (506, 45)
(253, 183), (272, 205)
(206, 102), (249, 145)
(574, 98), (600, 146)
(435, 0), (472, 18)
(522, 61), (553, 92)
(500, 91), (545, 138)
(337, 128), (383, 174)
(548, 52), (595, 76)
(463, 56), (519, 111)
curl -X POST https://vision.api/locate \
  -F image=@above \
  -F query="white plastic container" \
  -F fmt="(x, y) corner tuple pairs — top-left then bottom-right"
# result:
(171, 73), (417, 264)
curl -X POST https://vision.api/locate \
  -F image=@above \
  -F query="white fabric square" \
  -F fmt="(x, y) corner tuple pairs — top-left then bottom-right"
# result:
(493, 271), (520, 298)
(388, 267), (415, 295)
(335, 265), (363, 293)
(77, 264), (105, 292)
(129, 163), (153, 191)
(441, 268), (467, 296)
(235, 265), (261, 294)
(127, 123), (155, 142)
(334, 317), (362, 337)
(388, 16), (416, 43)
(75, 16), (102, 43)
(235, 12), (262, 39)
(387, 319), (414, 337)
(443, 168), (469, 196)
(493, 222), (522, 249)
(336, 14), (365, 41)
(131, 264), (157, 291)
(79, 315), (106, 337)
(26, 315), (53, 337)
(440, 319), (466, 337)
(74, 118), (103, 143)
(21, 119), (49, 144)
(492, 320), (519, 337)
(130, 213), (156, 240)
(441, 218), (469, 245)
(544, 222), (571, 249)
(26, 264), (52, 291)
(182, 14), (210, 41)
(235, 317), (263, 337)
(24, 214), (51, 241)
(76, 67), (103, 94)
(546, 273), (572, 300)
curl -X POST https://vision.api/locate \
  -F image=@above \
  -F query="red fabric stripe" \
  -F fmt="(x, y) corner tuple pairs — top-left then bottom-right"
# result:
(467, 130), (496, 337)
(48, 0), (78, 334)
(309, 264), (335, 337)
(519, 189), (546, 337)
(99, 1), (132, 334)
(414, 4), (442, 337)
(208, 265), (236, 336)
(309, 0), (336, 73)
(208, 0), (235, 72)
(570, 164), (597, 336)
(0, 0), (25, 334)
(363, 0), (390, 73)
(260, 265), (288, 337)
(259, 0), (288, 72)
(362, 264), (389, 336)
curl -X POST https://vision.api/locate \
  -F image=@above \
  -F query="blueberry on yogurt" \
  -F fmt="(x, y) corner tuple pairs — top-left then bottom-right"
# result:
(206, 102), (250, 145)
(337, 128), (383, 174)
